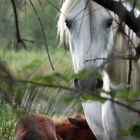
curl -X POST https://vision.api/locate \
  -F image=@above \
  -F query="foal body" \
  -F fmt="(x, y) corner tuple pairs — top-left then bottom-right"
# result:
(55, 114), (97, 140)
(15, 114), (62, 140)
(15, 114), (97, 140)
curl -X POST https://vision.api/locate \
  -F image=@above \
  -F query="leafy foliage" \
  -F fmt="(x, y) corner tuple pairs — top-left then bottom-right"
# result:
(130, 125), (140, 138)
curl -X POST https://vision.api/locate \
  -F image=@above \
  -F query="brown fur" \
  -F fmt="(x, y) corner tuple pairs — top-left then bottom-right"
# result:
(15, 114), (62, 140)
(15, 114), (97, 140)
(55, 114), (97, 140)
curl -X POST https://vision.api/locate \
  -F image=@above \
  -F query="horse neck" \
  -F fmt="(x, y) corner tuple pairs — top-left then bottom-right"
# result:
(106, 32), (140, 92)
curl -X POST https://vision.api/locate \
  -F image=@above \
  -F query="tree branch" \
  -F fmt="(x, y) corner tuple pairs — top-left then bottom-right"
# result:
(18, 79), (140, 114)
(10, 0), (26, 49)
(92, 0), (140, 38)
(28, 0), (54, 71)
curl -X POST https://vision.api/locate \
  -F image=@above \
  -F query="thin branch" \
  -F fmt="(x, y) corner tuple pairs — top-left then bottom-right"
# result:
(46, 0), (64, 16)
(106, 10), (136, 49)
(127, 59), (132, 91)
(28, 0), (54, 71)
(18, 79), (140, 114)
(92, 0), (140, 37)
(84, 54), (137, 63)
(10, 0), (26, 49)
(22, 38), (44, 44)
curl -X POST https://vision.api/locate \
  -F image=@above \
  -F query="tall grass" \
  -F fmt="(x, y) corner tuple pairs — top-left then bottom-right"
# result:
(0, 0), (82, 139)
(0, 48), (72, 77)
(0, 48), (82, 140)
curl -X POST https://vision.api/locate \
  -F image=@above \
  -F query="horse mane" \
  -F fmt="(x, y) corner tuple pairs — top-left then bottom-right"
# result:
(57, 0), (79, 45)
(106, 26), (140, 91)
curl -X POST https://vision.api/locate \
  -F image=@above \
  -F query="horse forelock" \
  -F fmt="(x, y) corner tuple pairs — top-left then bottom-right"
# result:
(57, 0), (80, 45)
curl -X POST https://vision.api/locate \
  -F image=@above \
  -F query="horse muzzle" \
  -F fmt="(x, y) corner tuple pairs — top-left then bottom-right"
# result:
(74, 77), (103, 91)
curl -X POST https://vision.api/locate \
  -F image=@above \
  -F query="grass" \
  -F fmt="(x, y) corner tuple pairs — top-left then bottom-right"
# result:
(0, 48), (72, 78)
(0, 47), (82, 140)
(0, 104), (18, 140)
(0, 1), (80, 139)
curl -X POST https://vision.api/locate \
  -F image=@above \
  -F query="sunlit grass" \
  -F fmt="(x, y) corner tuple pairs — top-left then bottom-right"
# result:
(0, 48), (72, 78)
(0, 104), (19, 140)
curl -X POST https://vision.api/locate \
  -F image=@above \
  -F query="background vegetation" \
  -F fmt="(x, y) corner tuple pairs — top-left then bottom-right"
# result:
(0, 0), (82, 139)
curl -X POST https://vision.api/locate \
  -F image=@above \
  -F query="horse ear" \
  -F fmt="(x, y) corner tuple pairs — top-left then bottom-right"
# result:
(68, 117), (88, 128)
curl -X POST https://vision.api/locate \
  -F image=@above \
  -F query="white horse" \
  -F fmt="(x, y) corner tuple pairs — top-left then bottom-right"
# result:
(58, 0), (140, 140)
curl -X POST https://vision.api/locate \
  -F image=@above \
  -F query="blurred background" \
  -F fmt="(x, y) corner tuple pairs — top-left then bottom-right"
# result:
(0, 0), (139, 139)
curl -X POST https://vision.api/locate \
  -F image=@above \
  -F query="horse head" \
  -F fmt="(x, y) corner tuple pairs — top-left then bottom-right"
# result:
(58, 0), (115, 92)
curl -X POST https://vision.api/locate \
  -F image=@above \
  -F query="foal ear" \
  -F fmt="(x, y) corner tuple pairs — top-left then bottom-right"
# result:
(68, 117), (88, 128)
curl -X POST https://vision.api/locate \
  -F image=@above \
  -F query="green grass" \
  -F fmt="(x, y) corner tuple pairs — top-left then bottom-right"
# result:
(0, 48), (82, 140)
(0, 48), (72, 78)
(0, 1), (79, 139)
(0, 104), (18, 140)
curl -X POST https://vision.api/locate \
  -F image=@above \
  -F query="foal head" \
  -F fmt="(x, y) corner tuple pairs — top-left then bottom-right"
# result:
(55, 114), (97, 140)
(15, 114), (62, 140)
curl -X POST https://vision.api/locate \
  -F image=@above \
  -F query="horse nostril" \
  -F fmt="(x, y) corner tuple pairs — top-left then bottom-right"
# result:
(96, 79), (103, 89)
(74, 79), (79, 89)
(74, 78), (103, 91)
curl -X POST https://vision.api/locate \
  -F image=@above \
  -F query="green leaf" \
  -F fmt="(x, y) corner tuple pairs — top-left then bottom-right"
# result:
(24, 60), (41, 69)
(130, 125), (140, 138)
(34, 75), (54, 84)
(71, 70), (89, 79)
(53, 72), (70, 83)
(33, 72), (70, 84)
(82, 93), (105, 103)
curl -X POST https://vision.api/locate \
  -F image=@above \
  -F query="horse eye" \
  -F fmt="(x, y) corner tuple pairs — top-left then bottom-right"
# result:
(106, 18), (113, 28)
(65, 19), (72, 29)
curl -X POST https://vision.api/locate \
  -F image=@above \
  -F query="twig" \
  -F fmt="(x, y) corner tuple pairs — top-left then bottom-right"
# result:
(18, 79), (140, 114)
(127, 59), (132, 90)
(22, 38), (44, 44)
(84, 55), (137, 63)
(46, 0), (64, 15)
(92, 0), (140, 37)
(10, 0), (26, 49)
(28, 0), (54, 71)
